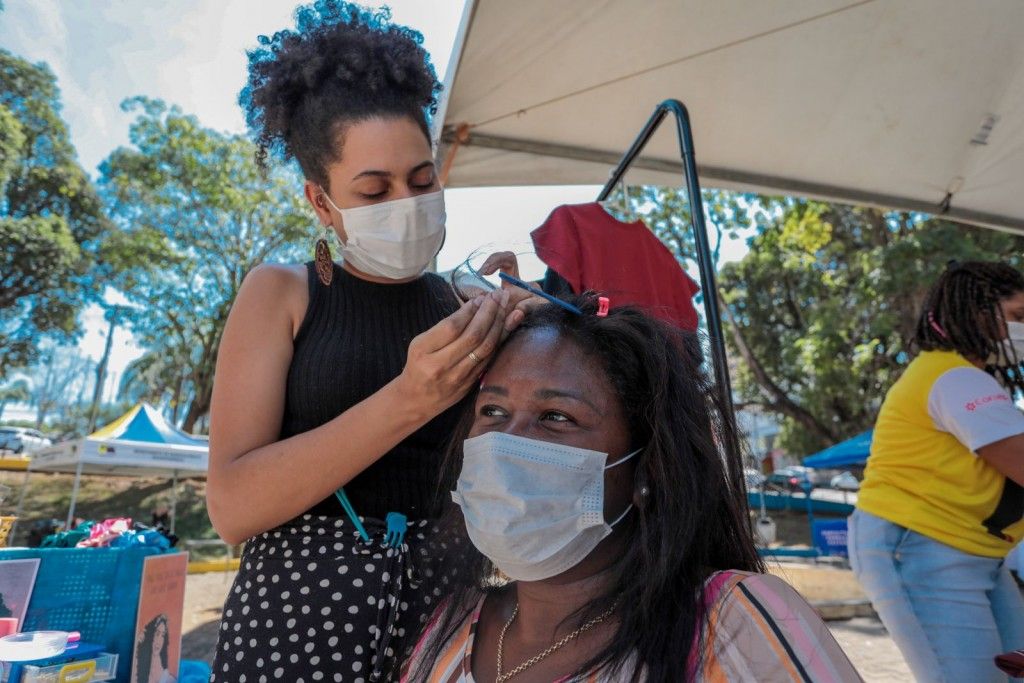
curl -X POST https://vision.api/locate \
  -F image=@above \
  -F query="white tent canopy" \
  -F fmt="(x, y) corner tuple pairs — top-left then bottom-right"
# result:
(15, 403), (207, 534)
(437, 0), (1024, 232)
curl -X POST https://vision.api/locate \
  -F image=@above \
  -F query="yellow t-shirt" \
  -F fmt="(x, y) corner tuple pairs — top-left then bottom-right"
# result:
(858, 351), (1024, 557)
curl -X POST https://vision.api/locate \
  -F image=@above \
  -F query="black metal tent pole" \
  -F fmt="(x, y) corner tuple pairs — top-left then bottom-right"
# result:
(597, 99), (736, 422)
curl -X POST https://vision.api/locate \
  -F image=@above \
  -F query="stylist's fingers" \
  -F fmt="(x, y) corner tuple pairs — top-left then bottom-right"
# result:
(504, 294), (550, 333)
(456, 290), (510, 379)
(478, 251), (520, 279)
(447, 288), (509, 360)
(503, 309), (525, 334)
(416, 296), (482, 353)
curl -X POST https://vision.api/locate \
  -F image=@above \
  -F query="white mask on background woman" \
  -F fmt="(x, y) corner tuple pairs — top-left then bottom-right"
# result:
(321, 189), (446, 280)
(995, 320), (1024, 366)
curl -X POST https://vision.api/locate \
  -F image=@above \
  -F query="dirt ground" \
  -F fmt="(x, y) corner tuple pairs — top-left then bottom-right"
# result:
(182, 568), (912, 681)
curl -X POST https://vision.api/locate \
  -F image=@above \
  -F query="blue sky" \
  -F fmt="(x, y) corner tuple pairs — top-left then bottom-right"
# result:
(0, 0), (748, 404)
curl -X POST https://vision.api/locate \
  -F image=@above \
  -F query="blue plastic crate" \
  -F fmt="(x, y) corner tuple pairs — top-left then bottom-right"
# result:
(811, 519), (849, 557)
(0, 547), (166, 682)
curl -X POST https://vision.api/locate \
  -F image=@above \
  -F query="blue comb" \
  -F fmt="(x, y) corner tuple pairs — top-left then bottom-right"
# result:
(498, 272), (584, 314)
(334, 488), (372, 544)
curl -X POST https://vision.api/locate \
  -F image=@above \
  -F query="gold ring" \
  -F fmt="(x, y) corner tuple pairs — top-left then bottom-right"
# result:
(468, 351), (482, 364)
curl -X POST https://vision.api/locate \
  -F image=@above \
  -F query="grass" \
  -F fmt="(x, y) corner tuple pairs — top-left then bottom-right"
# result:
(0, 469), (228, 559)
(0, 471), (839, 558)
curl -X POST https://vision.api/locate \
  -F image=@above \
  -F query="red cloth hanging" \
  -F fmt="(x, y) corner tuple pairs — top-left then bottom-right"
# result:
(530, 202), (700, 330)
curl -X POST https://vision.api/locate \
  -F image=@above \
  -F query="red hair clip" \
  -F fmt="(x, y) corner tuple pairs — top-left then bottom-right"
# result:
(596, 297), (610, 317)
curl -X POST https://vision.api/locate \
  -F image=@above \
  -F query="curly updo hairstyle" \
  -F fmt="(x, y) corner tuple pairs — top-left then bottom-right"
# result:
(240, 0), (442, 188)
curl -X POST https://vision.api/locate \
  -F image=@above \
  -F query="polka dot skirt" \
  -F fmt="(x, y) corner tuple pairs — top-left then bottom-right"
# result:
(211, 514), (459, 682)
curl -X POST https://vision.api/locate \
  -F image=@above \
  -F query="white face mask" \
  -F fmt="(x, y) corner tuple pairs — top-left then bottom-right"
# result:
(451, 431), (641, 581)
(321, 189), (446, 280)
(995, 321), (1024, 365)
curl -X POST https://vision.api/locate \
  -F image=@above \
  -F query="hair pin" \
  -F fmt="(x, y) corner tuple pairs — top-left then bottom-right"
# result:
(498, 272), (584, 315)
(928, 311), (949, 339)
(596, 296), (610, 317)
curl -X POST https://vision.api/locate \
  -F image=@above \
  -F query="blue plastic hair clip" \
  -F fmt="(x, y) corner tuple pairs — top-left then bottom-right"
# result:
(498, 272), (584, 315)
(384, 512), (407, 548)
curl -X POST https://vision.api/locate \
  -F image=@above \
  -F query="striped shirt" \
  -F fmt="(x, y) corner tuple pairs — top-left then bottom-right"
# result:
(403, 571), (861, 682)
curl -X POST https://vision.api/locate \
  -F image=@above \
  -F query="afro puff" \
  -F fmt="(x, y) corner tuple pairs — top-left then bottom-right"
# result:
(240, 0), (442, 187)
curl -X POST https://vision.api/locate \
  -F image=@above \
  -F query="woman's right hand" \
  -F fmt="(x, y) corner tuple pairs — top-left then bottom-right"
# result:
(396, 288), (510, 415)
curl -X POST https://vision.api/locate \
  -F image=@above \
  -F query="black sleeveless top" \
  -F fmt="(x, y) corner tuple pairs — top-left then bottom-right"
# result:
(281, 262), (468, 520)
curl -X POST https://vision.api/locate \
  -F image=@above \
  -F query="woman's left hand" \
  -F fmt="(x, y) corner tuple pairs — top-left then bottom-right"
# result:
(479, 251), (547, 332)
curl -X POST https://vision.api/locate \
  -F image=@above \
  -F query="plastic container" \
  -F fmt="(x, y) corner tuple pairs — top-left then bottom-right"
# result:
(0, 632), (70, 663)
(0, 546), (162, 681)
(0, 620), (17, 638)
(19, 652), (118, 683)
(3, 642), (105, 683)
(754, 515), (777, 545)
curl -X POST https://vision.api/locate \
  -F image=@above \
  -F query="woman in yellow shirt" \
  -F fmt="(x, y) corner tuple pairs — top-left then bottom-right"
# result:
(850, 261), (1024, 682)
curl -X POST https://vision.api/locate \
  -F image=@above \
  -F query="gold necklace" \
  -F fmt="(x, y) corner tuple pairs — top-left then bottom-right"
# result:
(495, 601), (617, 683)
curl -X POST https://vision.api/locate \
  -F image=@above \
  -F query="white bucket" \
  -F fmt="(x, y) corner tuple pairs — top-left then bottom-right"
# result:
(754, 516), (777, 546)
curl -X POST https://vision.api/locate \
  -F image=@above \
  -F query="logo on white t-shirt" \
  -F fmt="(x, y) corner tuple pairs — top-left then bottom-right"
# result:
(965, 394), (1010, 412)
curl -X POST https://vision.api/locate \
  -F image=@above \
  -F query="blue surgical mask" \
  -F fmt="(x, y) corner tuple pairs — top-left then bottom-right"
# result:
(451, 431), (641, 581)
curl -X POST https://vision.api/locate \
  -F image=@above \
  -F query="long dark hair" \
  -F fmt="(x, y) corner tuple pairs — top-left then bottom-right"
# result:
(916, 260), (1024, 394)
(410, 297), (763, 682)
(135, 614), (169, 683)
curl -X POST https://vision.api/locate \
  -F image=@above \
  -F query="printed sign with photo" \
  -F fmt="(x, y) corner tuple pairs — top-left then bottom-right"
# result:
(131, 553), (188, 683)
(0, 558), (40, 629)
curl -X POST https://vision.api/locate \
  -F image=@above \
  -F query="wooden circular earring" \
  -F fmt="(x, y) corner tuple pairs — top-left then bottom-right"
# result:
(314, 227), (333, 286)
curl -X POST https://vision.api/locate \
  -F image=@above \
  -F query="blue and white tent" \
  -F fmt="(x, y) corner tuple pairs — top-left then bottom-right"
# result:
(17, 403), (207, 531)
(803, 430), (872, 469)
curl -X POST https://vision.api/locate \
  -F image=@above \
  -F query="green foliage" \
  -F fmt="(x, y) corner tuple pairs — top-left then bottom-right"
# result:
(0, 419), (36, 430)
(718, 199), (1024, 455)
(28, 345), (93, 429)
(118, 349), (192, 424)
(0, 378), (29, 422)
(0, 49), (113, 375)
(0, 379), (29, 403)
(101, 98), (310, 430)
(604, 184), (764, 271)
(45, 401), (130, 440)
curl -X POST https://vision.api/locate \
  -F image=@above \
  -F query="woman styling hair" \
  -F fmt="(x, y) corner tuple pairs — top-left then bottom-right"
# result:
(850, 260), (1024, 682)
(207, 3), (529, 679)
(405, 299), (860, 682)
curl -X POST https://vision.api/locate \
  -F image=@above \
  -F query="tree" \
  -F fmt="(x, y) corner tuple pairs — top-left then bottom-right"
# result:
(0, 378), (29, 422)
(605, 184), (761, 273)
(0, 49), (112, 375)
(100, 98), (309, 431)
(118, 348), (192, 423)
(28, 345), (93, 429)
(718, 199), (1024, 455)
(46, 401), (129, 441)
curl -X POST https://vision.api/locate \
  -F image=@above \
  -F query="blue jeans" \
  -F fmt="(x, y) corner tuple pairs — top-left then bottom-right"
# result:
(848, 509), (1024, 682)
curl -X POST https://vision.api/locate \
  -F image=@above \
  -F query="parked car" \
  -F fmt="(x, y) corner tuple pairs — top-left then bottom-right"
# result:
(830, 471), (861, 491)
(0, 427), (52, 454)
(766, 466), (814, 492)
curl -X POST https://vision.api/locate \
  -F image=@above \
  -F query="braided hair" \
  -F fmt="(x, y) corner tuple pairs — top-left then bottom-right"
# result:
(915, 260), (1024, 394)
(240, 0), (441, 186)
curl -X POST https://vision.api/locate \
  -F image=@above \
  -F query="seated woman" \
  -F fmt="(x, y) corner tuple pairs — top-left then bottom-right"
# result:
(404, 298), (861, 682)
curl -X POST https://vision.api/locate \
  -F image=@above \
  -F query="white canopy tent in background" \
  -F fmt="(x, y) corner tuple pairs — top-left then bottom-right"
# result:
(13, 403), (208, 536)
(436, 0), (1024, 233)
